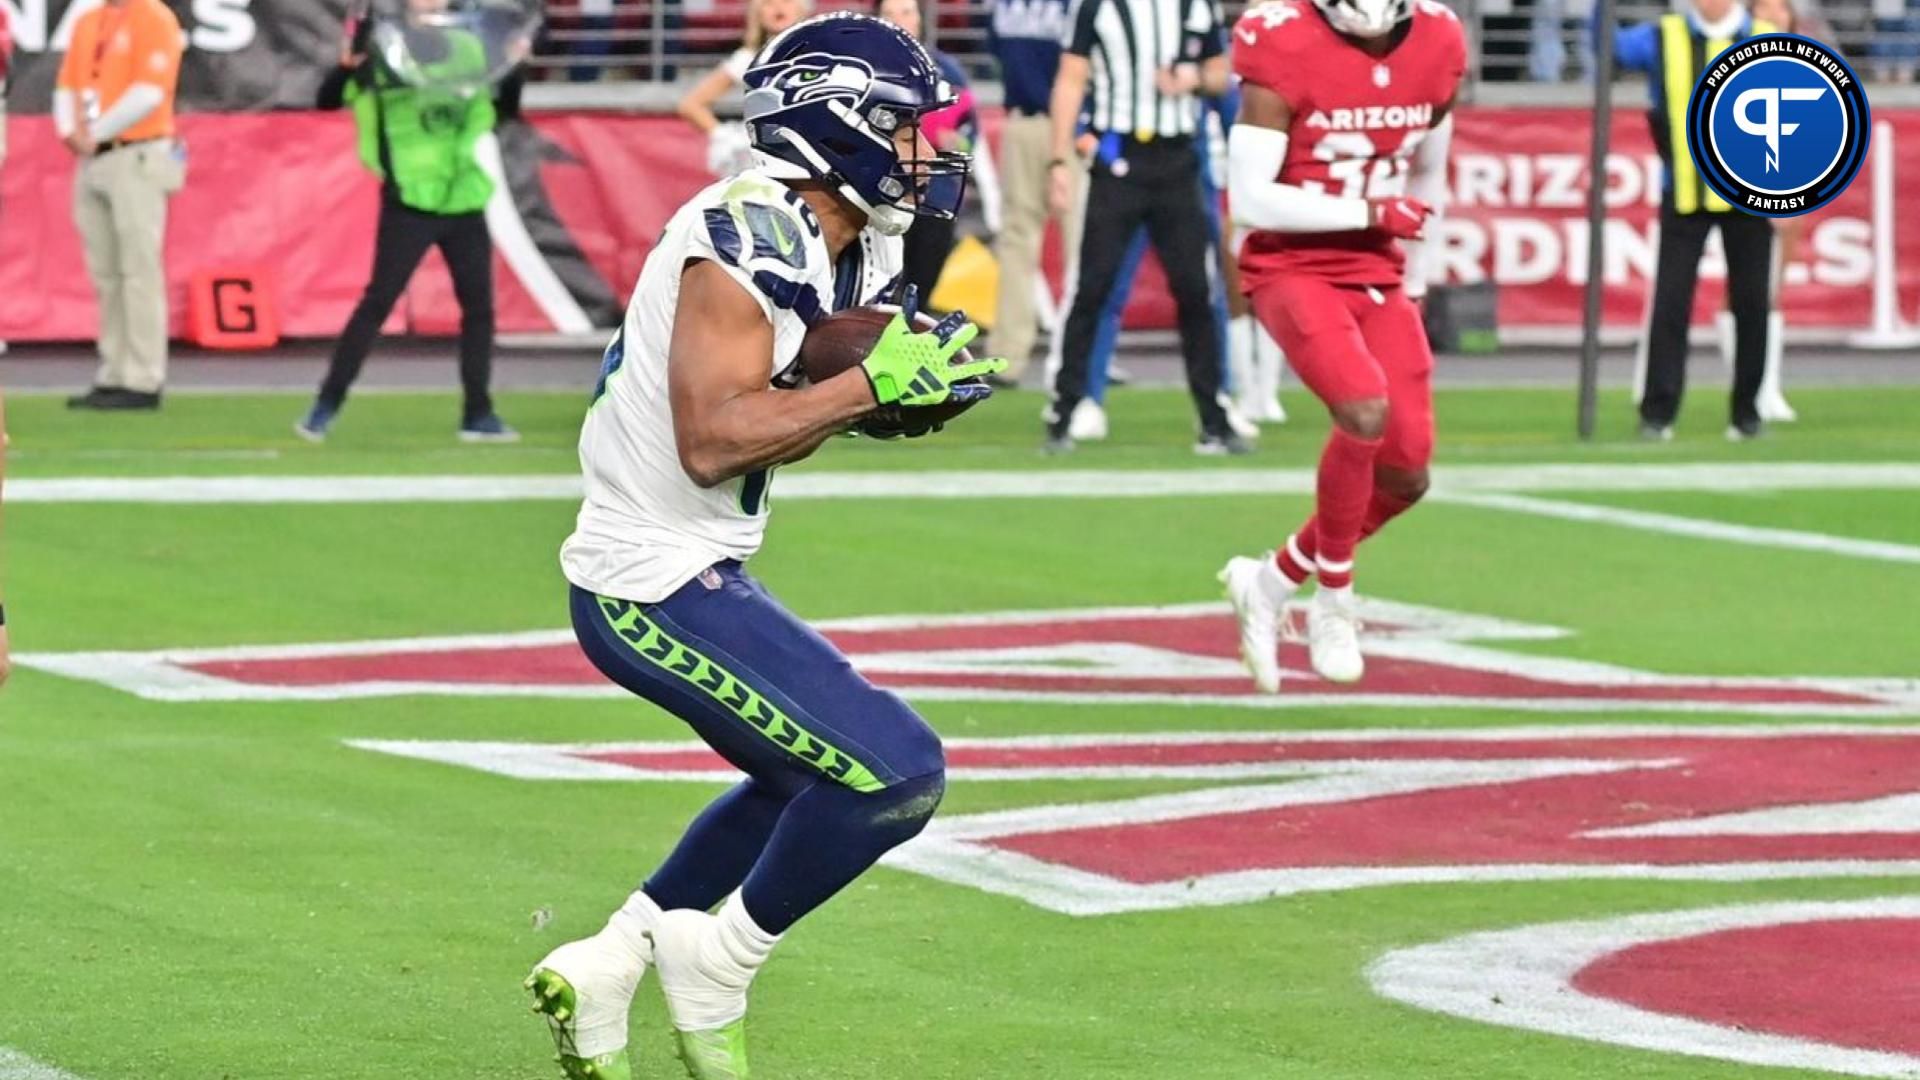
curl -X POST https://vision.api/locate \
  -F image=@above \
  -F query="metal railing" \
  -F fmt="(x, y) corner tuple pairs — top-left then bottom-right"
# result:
(523, 0), (1920, 90)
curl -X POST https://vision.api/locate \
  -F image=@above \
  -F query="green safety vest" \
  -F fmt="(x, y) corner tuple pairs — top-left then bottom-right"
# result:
(1660, 12), (1776, 214)
(346, 30), (496, 215)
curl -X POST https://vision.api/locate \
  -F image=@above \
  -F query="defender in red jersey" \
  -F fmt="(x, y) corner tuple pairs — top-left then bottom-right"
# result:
(1216, 0), (1464, 692)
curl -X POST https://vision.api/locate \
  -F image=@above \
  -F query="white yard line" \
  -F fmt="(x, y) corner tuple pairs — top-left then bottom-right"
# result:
(11, 462), (1920, 505)
(1445, 492), (1920, 565)
(0, 1049), (88, 1080)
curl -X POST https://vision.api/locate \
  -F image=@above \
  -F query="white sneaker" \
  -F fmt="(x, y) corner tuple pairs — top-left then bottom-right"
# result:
(650, 909), (756, 1079)
(1067, 398), (1109, 441)
(1254, 395), (1287, 424)
(1225, 400), (1261, 440)
(1306, 590), (1365, 683)
(526, 928), (651, 1072)
(1219, 555), (1296, 694)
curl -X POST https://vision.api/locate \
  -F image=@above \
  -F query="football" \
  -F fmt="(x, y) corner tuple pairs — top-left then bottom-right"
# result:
(797, 306), (984, 439)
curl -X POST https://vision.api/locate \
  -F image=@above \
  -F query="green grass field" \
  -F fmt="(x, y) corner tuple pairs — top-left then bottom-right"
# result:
(3, 384), (1918, 1079)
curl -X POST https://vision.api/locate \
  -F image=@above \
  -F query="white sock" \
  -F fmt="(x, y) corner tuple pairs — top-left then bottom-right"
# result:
(660, 894), (778, 1031)
(1316, 583), (1355, 609)
(1228, 314), (1256, 402)
(715, 892), (780, 973)
(603, 889), (662, 966)
(1257, 554), (1296, 606)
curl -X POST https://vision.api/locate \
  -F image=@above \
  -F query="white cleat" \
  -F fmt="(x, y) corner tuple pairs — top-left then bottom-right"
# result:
(1225, 400), (1262, 440)
(1306, 591), (1365, 684)
(1219, 555), (1296, 694)
(527, 929), (652, 1074)
(1067, 398), (1109, 441)
(1758, 394), (1798, 423)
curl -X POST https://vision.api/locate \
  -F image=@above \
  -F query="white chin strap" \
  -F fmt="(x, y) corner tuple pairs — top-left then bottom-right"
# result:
(748, 142), (916, 236)
(857, 196), (915, 236)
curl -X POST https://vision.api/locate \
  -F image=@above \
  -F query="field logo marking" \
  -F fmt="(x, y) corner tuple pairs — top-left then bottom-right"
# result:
(1369, 897), (1920, 1078)
(349, 726), (1920, 917)
(22, 599), (1920, 716)
(0, 1047), (91, 1080)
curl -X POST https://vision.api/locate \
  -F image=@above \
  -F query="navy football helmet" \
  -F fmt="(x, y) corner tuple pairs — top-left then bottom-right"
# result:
(742, 13), (969, 236)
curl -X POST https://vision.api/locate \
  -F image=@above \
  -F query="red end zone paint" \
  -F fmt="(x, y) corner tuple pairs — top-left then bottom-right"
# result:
(169, 607), (1889, 709)
(1575, 918), (1920, 1058)
(1369, 899), (1920, 1078)
(982, 734), (1920, 882)
(349, 728), (1920, 916)
(189, 644), (600, 687)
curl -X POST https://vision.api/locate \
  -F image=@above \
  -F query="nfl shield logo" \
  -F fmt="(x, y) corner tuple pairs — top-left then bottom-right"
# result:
(1373, 63), (1391, 88)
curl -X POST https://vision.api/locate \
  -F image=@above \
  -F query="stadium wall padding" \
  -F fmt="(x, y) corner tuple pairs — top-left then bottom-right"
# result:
(0, 107), (1915, 341)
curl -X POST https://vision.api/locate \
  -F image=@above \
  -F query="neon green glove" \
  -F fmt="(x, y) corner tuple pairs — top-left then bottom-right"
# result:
(860, 287), (1010, 407)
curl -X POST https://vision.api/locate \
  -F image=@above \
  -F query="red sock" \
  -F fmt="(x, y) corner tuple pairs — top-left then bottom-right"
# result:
(1274, 484), (1418, 585)
(1275, 520), (1318, 584)
(1311, 428), (1382, 590)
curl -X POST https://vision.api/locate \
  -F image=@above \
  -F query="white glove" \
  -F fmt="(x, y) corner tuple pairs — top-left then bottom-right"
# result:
(706, 123), (757, 178)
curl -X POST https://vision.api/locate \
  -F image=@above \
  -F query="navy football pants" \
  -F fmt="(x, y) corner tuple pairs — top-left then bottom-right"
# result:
(570, 564), (946, 932)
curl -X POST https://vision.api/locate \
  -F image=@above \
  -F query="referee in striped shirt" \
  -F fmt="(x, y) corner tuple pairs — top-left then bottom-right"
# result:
(1043, 0), (1241, 454)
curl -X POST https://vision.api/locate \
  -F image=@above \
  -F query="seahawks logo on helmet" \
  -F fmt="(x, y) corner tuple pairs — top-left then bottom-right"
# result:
(736, 12), (972, 237)
(757, 56), (876, 109)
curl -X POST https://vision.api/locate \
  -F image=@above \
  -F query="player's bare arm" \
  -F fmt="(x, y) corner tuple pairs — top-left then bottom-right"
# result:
(1046, 52), (1091, 216)
(667, 260), (877, 488)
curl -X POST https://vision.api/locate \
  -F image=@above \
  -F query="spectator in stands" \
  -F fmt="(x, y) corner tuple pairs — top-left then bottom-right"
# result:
(53, 0), (186, 412)
(295, 0), (518, 444)
(874, 0), (977, 302)
(569, 0), (616, 82)
(1530, 0), (1568, 80)
(677, 0), (813, 176)
(1872, 0), (1920, 81)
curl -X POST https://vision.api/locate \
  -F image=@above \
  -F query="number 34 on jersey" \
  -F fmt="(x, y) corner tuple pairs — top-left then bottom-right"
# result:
(1230, 0), (1467, 282)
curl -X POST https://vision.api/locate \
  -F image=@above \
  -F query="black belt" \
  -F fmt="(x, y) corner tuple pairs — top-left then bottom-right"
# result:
(1008, 106), (1049, 118)
(99, 136), (166, 155)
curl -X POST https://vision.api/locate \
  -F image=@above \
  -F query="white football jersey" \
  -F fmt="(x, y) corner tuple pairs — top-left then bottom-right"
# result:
(561, 171), (904, 603)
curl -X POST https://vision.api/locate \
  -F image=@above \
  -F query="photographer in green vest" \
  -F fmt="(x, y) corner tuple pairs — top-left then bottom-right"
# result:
(298, 0), (518, 443)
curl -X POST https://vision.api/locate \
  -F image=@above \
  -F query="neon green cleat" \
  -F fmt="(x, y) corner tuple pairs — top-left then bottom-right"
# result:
(526, 967), (634, 1080)
(674, 1020), (750, 1080)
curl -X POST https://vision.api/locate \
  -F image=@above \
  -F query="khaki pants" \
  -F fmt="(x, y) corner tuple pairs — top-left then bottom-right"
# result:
(993, 113), (1083, 379)
(75, 141), (182, 394)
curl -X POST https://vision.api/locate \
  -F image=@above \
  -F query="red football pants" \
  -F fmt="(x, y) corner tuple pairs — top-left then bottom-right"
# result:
(1248, 274), (1435, 471)
(1250, 275), (1435, 587)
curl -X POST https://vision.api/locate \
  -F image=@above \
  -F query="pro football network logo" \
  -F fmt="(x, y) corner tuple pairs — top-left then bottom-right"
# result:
(1684, 33), (1870, 217)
